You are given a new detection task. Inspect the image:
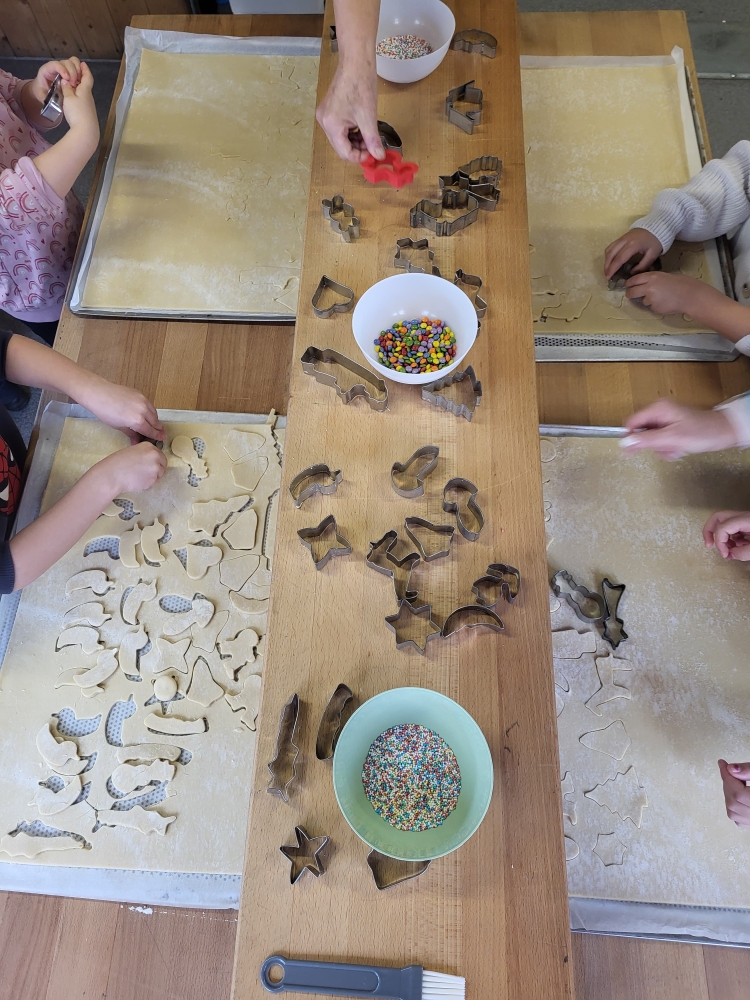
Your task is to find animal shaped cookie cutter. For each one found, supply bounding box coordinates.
[311,276,356,317]
[442,478,485,540]
[451,28,498,57]
[321,196,360,243]
[472,563,521,606]
[445,80,483,134]
[390,445,439,499]
[403,516,455,561]
[453,269,488,317]
[300,346,388,411]
[393,237,441,276]
[442,605,504,638]
[315,683,354,760]
[439,160,501,211]
[298,514,352,570]
[551,569,606,624]
[367,850,431,890]
[410,190,480,237]
[361,149,419,188]
[601,577,628,649]
[40,73,64,126]
[280,826,330,884]
[422,366,483,421]
[289,463,343,508]
[366,530,420,604]
[458,155,503,185]
[267,693,300,802]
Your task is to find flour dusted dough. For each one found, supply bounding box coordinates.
[81,50,318,317]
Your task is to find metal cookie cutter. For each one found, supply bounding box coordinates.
[454,269,487,318]
[385,600,442,654]
[390,445,439,499]
[472,563,521,607]
[301,346,388,411]
[298,514,352,570]
[289,464,343,508]
[410,190,480,238]
[608,254,662,290]
[422,366,483,421]
[451,28,498,57]
[377,120,402,151]
[311,276,355,317]
[40,73,64,127]
[439,167,501,212]
[321,196,360,243]
[367,850,431,890]
[445,80,483,134]
[329,24,338,52]
[366,530,420,604]
[280,826,330,884]
[551,569,606,624]
[315,683,354,760]
[442,478,484,541]
[393,237,441,277]
[442,605,504,639]
[602,578,628,649]
[404,516,454,561]
[267,693,300,802]
[458,155,503,184]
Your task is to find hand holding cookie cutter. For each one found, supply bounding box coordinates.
[321,196,360,242]
[445,80,483,134]
[390,445,439,499]
[301,346,388,411]
[267,693,300,802]
[451,28,498,57]
[442,477,485,540]
[422,366,483,421]
[40,73,64,126]
[362,149,419,188]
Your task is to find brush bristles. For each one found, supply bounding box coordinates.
[422,970,466,999]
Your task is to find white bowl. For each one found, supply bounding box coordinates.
[376,0,455,84]
[352,273,478,385]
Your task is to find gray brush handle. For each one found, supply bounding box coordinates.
[260,955,423,1000]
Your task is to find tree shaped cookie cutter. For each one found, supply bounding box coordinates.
[289,463,343,508]
[551,569,606,624]
[393,237,441,276]
[422,366,483,421]
[410,190,480,237]
[472,563,521,606]
[454,269,488,317]
[315,683,354,760]
[404,516,455,561]
[390,445,439,499]
[445,80,483,134]
[442,477,485,540]
[301,346,388,411]
[298,514,352,570]
[451,28,498,57]
[267,693,300,802]
[311,276,356,317]
[321,196,360,243]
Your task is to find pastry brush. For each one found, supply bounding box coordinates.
[260,955,465,999]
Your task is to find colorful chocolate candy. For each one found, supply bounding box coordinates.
[374,317,457,373]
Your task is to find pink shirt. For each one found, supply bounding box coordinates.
[0,69,83,324]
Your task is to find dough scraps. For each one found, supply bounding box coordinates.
[0,831,83,858]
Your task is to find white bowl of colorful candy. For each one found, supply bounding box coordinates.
[375,0,455,84]
[352,273,479,385]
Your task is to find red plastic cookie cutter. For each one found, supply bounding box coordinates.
[361,149,419,189]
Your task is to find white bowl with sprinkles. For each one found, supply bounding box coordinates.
[376,0,456,84]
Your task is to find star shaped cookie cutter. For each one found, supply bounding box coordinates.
[280,826,330,884]
[421,365,483,421]
[385,600,441,654]
[298,514,352,570]
[361,149,419,188]
[311,276,355,318]
[289,463,343,508]
[453,269,488,317]
[445,80,483,134]
[410,190,480,237]
[390,445,439,499]
[321,195,360,243]
[300,346,388,411]
[393,237,441,276]
[451,28,498,57]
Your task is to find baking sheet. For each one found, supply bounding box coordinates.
[542,425,750,944]
[67,28,320,322]
[524,49,738,362]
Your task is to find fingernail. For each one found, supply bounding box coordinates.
[731,764,741,772]
[619,435,638,448]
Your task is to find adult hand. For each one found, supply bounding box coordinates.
[719,760,750,827]
[703,511,750,559]
[620,399,737,460]
[94,442,167,497]
[79,378,165,445]
[316,62,383,163]
[28,57,83,105]
[604,228,662,280]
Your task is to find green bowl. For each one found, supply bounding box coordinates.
[332,687,494,861]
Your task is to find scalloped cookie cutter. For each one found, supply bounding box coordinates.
[422,365,483,421]
[289,464,343,508]
[301,346,388,411]
[390,445,439,499]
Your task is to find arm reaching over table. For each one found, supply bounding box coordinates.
[619,399,740,460]
[316,0,384,163]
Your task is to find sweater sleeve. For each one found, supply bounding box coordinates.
[0,155,66,227]
[0,544,15,594]
[631,140,750,253]
[716,391,750,448]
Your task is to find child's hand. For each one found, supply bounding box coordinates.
[79,378,165,445]
[604,228,663,280]
[719,760,750,826]
[620,399,737,460]
[624,271,721,318]
[61,62,98,139]
[92,442,167,498]
[28,58,83,105]
[703,511,750,559]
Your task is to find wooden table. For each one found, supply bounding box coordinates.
[2,10,749,1000]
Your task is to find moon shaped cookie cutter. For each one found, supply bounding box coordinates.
[390,445,439,499]
[442,605,505,639]
[551,569,606,624]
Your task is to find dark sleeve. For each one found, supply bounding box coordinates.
[0,329,11,380]
[0,541,15,594]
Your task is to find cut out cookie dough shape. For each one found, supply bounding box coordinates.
[187,657,224,707]
[593,832,627,868]
[226,673,262,730]
[564,836,580,861]
[66,569,114,597]
[30,774,82,816]
[585,766,648,828]
[118,522,141,568]
[232,454,268,492]
[184,543,222,580]
[580,720,631,761]
[222,508,257,550]
[171,435,208,479]
[230,593,269,618]
[219,553,260,591]
[218,628,259,672]
[162,597,214,636]
[110,758,175,795]
[552,628,597,659]
[585,653,632,717]
[188,496,246,536]
[36,723,83,770]
[63,603,111,628]
[56,626,103,655]
[191,609,229,653]
[122,580,157,625]
[141,517,167,565]
[236,558,272,601]
[224,428,265,462]
[153,673,178,701]
[144,712,207,736]
[0,831,83,858]
[561,771,577,826]
[116,743,181,763]
[56,649,119,695]
[143,636,191,675]
[97,805,175,836]
[118,625,149,675]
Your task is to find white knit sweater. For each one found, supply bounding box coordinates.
[633,139,750,307]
